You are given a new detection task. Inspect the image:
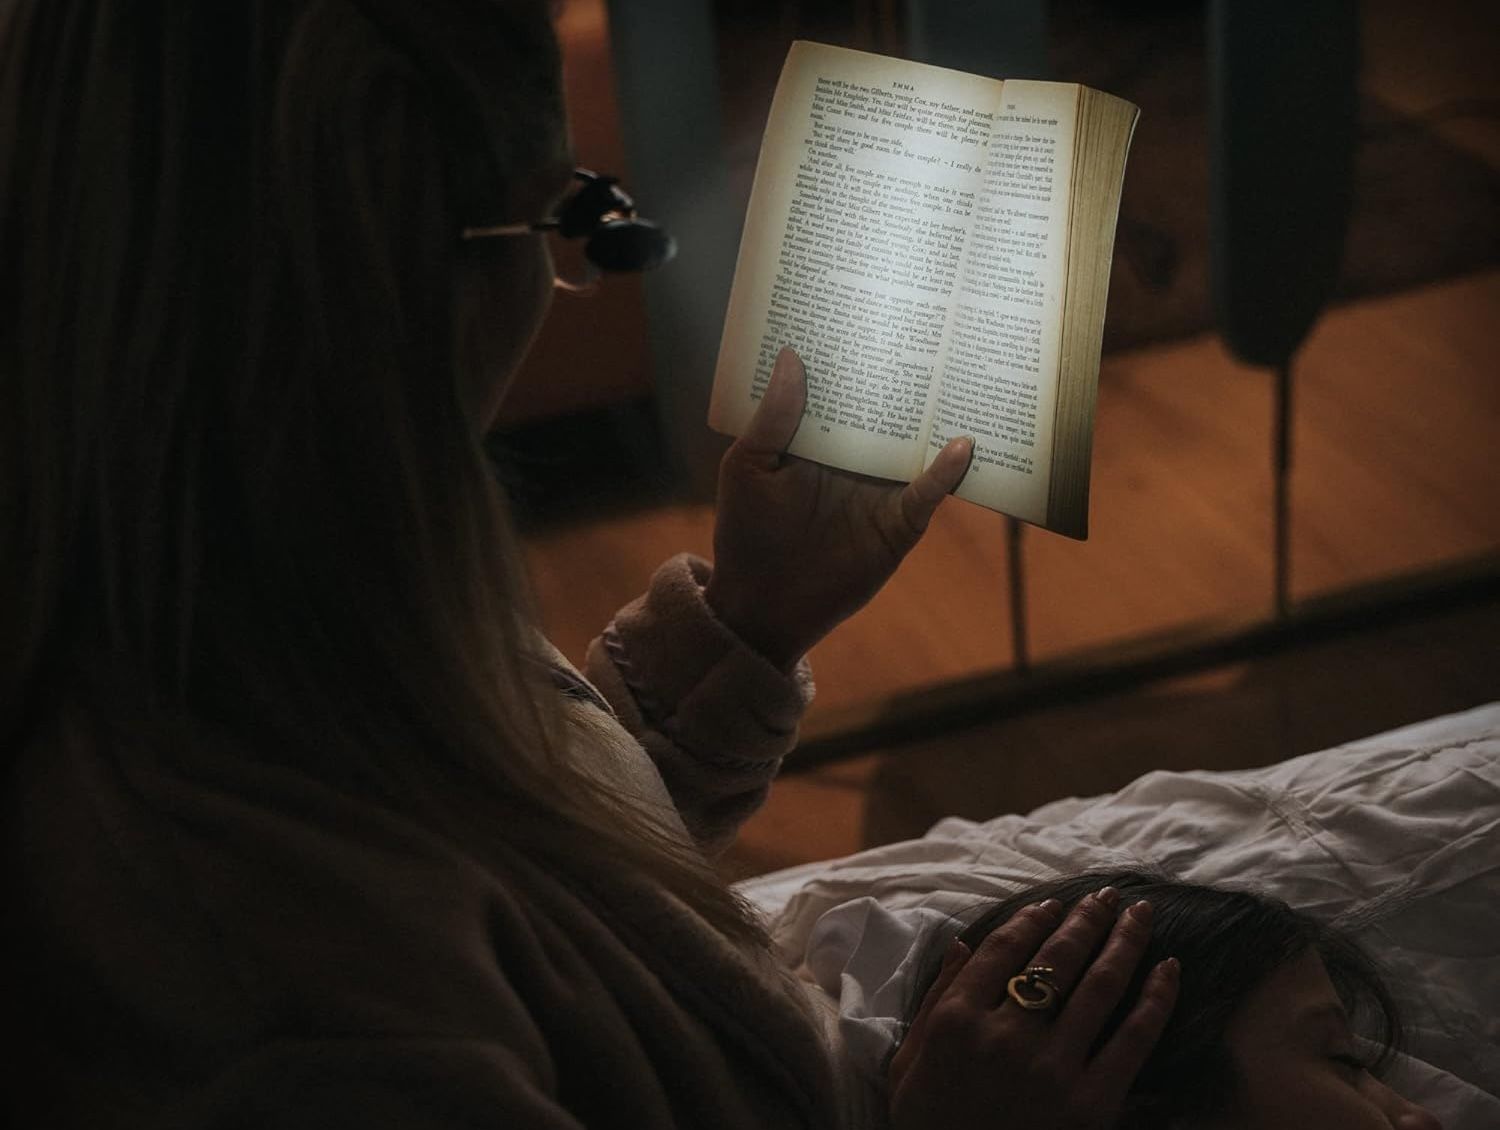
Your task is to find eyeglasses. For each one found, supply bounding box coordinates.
[460,168,677,294]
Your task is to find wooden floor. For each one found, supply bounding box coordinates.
[715,591,1500,878]
[523,270,1500,876]
[525,270,1500,697]
[520,0,1500,877]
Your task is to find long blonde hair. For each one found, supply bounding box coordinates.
[0,0,768,948]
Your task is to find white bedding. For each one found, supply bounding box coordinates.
[738,702,1500,1128]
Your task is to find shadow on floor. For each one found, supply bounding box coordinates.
[852,593,1500,849]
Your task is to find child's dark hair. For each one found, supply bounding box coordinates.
[899,870,1405,1128]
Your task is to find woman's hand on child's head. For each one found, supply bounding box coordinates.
[704,346,973,670]
[885,891,1180,1130]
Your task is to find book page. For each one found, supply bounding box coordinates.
[923,80,1080,525]
[711,42,999,481]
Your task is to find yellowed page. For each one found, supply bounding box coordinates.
[922,80,1080,526]
[710,41,999,481]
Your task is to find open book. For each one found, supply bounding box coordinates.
[709,42,1138,538]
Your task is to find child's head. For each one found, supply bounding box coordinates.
[903,871,1438,1129]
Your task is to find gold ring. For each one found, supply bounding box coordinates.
[1006,964,1060,1012]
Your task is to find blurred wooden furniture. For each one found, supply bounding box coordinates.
[1209,0,1360,614]
[496,0,654,427]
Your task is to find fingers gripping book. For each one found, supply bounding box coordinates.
[709,42,1139,539]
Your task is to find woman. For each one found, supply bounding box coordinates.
[3,2,1171,1126]
[892,872,1444,1129]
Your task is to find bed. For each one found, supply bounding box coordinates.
[737,702,1500,1128]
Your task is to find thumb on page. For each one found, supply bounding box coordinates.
[739,345,807,461]
[901,435,974,534]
